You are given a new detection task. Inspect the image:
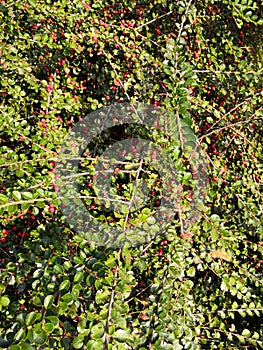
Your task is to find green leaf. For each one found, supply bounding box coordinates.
[186,266,196,277]
[42,322,54,334]
[237,335,245,344]
[74,271,84,283]
[53,264,64,274]
[22,191,33,200]
[12,190,22,201]
[14,328,26,342]
[59,279,70,291]
[0,194,8,204]
[0,296,10,306]
[115,317,127,329]
[16,169,24,177]
[61,337,71,349]
[242,329,251,337]
[59,301,68,313]
[19,343,34,350]
[146,216,156,225]
[44,295,54,309]
[32,329,46,344]
[91,324,105,339]
[8,204,17,214]
[210,214,221,222]
[72,336,84,349]
[64,261,72,270]
[33,269,44,279]
[61,293,73,304]
[10,346,21,350]
[45,316,59,327]
[72,284,81,300]
[25,311,37,326]
[21,202,30,210]
[113,329,130,342]
[95,290,110,304]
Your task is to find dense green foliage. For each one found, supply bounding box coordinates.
[0,0,263,348]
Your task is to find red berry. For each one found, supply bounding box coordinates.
[139,314,149,320]
[53,184,59,191]
[49,204,55,213]
[155,199,161,206]
[45,84,53,92]
[158,248,163,256]
[131,146,137,154]
[2,229,9,236]
[160,239,167,246]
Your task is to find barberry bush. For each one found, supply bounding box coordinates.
[0,0,263,349]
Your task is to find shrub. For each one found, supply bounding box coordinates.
[0,0,262,349]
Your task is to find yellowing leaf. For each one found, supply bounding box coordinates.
[210,250,231,262]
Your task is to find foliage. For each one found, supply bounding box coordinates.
[0,0,263,349]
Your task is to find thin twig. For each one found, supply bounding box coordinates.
[136,11,172,30]
[176,0,193,44]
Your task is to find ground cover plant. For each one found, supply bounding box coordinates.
[0,0,263,349]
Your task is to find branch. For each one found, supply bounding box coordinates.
[105,247,122,350]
